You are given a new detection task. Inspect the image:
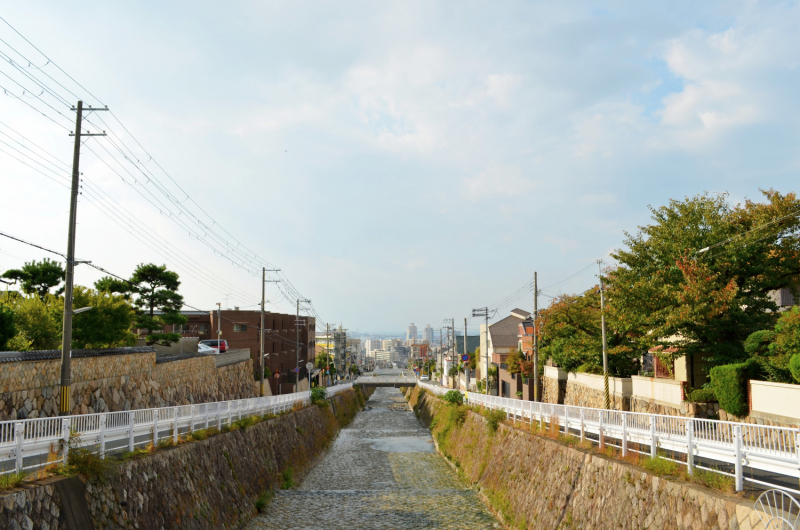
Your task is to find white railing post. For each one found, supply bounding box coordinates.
[621,414,627,457]
[61,418,71,466]
[734,425,743,491]
[580,409,585,442]
[599,411,605,449]
[14,422,24,473]
[649,416,657,459]
[564,407,569,436]
[99,414,107,459]
[152,409,159,447]
[190,405,195,433]
[686,419,694,475]
[539,402,543,431]
[128,412,135,452]
[173,408,179,444]
[204,403,209,430]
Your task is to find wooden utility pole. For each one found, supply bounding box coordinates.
[60,101,106,416]
[599,260,610,409]
[533,272,539,402]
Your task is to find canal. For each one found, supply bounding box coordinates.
[247,386,500,529]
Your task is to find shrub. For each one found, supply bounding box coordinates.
[485,409,506,434]
[710,359,761,417]
[255,490,274,513]
[576,363,603,375]
[0,472,26,490]
[68,447,118,483]
[443,390,464,406]
[311,387,328,406]
[447,366,458,378]
[686,387,717,403]
[790,354,800,384]
[280,467,295,489]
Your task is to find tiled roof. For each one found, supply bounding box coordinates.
[0,346,156,364]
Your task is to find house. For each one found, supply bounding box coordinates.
[477,308,531,387]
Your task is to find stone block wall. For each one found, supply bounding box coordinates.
[0,477,64,530]
[411,386,769,530]
[564,379,630,411]
[631,396,721,419]
[542,375,566,405]
[0,351,259,420]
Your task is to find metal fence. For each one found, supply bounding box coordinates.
[418,382,800,494]
[0,382,354,475]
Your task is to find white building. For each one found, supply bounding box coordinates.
[363,338,381,356]
[406,323,418,343]
[423,325,433,344]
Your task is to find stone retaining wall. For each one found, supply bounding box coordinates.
[0,351,259,420]
[542,375,565,405]
[631,396,721,419]
[0,387,373,530]
[564,379,630,411]
[410,386,768,530]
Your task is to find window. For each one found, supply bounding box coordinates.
[197,324,209,334]
[233,323,247,332]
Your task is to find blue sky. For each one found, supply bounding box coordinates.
[1,1,799,335]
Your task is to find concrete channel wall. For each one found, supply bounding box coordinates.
[407,386,771,530]
[0,387,373,530]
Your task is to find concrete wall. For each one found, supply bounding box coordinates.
[0,349,258,420]
[749,380,800,425]
[410,386,770,530]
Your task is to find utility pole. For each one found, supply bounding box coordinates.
[295,298,310,393]
[60,101,107,416]
[472,307,490,394]
[599,260,610,410]
[259,273,280,397]
[326,323,330,386]
[217,302,222,348]
[464,317,468,389]
[533,272,540,402]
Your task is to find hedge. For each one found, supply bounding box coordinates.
[790,354,800,384]
[686,387,716,403]
[709,359,761,417]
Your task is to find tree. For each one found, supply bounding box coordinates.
[608,190,800,370]
[70,286,136,349]
[539,287,640,377]
[129,264,187,346]
[2,258,64,300]
[506,347,525,374]
[743,307,800,383]
[0,304,15,350]
[7,295,61,350]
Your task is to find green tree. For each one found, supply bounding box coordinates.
[129,264,187,346]
[7,295,61,350]
[539,287,640,377]
[506,347,525,374]
[0,304,15,350]
[70,286,136,349]
[608,190,800,370]
[743,307,800,383]
[2,258,64,300]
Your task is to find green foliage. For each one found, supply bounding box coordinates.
[280,467,295,489]
[485,409,506,434]
[790,355,800,383]
[255,490,274,513]
[6,294,61,351]
[129,263,187,346]
[710,359,762,416]
[2,258,64,299]
[0,304,15,350]
[68,447,118,483]
[576,362,603,375]
[539,287,640,377]
[0,471,26,490]
[311,386,328,406]
[608,190,800,370]
[443,390,464,406]
[232,416,260,430]
[447,366,458,378]
[642,456,681,477]
[506,348,525,374]
[71,286,136,349]
[686,387,717,403]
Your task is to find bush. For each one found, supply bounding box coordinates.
[790,354,800,383]
[447,366,458,378]
[485,409,506,434]
[710,359,761,417]
[576,363,603,375]
[443,390,464,406]
[311,387,328,405]
[686,387,716,403]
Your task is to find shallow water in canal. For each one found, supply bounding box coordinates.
[246,387,500,530]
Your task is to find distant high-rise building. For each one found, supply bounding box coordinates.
[407,323,418,343]
[423,325,433,344]
[364,338,381,356]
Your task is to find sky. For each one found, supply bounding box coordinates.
[0,1,799,336]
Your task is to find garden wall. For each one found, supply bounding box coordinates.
[0,347,258,420]
[0,387,373,530]
[408,386,769,530]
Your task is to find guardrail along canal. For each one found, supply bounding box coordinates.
[247,387,500,529]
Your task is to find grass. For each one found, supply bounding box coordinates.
[295,426,305,435]
[68,447,119,483]
[642,455,682,477]
[0,472,26,490]
[484,409,506,435]
[255,490,274,513]
[280,467,295,489]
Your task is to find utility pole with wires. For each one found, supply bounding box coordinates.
[472,307,490,394]
[598,260,610,410]
[260,270,280,397]
[60,101,107,416]
[295,298,310,392]
[533,272,540,402]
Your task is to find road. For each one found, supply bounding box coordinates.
[246,387,499,529]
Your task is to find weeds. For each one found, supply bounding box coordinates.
[0,472,26,490]
[280,467,295,489]
[255,490,274,512]
[485,409,506,434]
[68,447,118,483]
[296,426,305,435]
[642,455,681,477]
[686,468,735,494]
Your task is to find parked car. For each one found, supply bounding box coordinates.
[199,339,228,353]
[420,375,429,381]
[197,343,218,355]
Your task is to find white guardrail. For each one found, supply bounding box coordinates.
[418,382,800,494]
[0,382,354,475]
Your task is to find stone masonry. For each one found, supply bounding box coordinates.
[0,349,258,420]
[563,379,630,411]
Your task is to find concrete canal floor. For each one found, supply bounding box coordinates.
[247,387,500,530]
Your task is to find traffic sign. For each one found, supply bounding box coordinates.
[293,368,299,373]
[462,354,469,361]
